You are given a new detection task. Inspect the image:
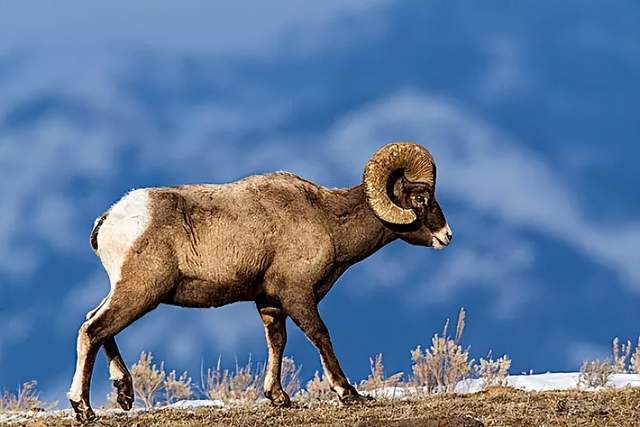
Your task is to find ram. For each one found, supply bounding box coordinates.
[68,142,453,421]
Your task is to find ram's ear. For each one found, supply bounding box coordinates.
[387,173,411,209]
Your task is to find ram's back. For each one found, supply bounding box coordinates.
[149,172,335,286]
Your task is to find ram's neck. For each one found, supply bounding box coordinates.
[322,184,396,265]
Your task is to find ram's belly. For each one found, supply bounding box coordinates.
[167,277,259,308]
[172,233,269,307]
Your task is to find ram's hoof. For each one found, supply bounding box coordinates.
[340,392,373,405]
[272,395,292,408]
[69,399,97,424]
[266,389,292,408]
[113,378,134,411]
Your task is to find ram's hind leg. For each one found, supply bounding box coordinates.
[104,337,134,410]
[68,261,177,422]
[81,296,134,411]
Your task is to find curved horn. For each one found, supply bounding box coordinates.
[363,142,435,224]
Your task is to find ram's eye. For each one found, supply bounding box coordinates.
[415,194,425,204]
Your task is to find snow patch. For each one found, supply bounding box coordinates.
[456,372,640,393]
[167,399,224,409]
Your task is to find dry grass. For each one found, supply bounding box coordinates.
[280,356,302,397]
[131,351,166,408]
[410,308,473,393]
[13,387,640,427]
[579,360,613,388]
[474,353,511,389]
[203,356,265,402]
[577,336,640,389]
[300,371,333,403]
[359,353,404,397]
[613,336,640,374]
[164,370,193,404]
[0,381,54,413]
[632,338,640,375]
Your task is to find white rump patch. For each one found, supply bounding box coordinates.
[96,189,151,286]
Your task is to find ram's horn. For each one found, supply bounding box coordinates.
[363,142,435,224]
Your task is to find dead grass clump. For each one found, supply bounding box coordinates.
[578,336,640,388]
[631,337,640,374]
[164,370,193,404]
[131,351,166,408]
[359,354,404,396]
[301,371,333,402]
[613,336,640,374]
[579,359,613,388]
[129,352,193,408]
[613,337,633,373]
[204,356,265,403]
[474,352,511,388]
[104,389,120,409]
[281,356,302,397]
[0,380,55,412]
[411,308,471,393]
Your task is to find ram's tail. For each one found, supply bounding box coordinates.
[90,213,109,252]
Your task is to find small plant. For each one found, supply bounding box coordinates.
[302,371,333,402]
[359,353,404,395]
[579,359,613,388]
[612,337,633,373]
[475,352,511,388]
[281,356,302,397]
[410,308,472,393]
[163,370,192,404]
[630,337,640,374]
[0,380,55,412]
[204,356,265,403]
[131,351,166,408]
[104,389,120,410]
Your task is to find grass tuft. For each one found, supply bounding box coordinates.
[0,380,56,412]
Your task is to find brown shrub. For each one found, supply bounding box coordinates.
[475,353,511,389]
[301,371,333,402]
[131,351,166,408]
[164,370,193,404]
[411,308,472,393]
[281,356,302,397]
[579,359,613,388]
[359,353,404,396]
[204,356,265,403]
[0,380,55,412]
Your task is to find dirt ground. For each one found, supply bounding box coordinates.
[9,387,640,427]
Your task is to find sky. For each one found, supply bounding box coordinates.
[1,0,639,405]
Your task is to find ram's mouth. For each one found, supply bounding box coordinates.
[431,224,452,250]
[434,236,447,246]
[432,235,447,249]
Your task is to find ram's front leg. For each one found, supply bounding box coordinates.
[257,304,291,407]
[284,294,367,403]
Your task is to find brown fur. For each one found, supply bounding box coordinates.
[69,170,451,422]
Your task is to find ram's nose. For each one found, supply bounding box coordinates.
[432,224,453,249]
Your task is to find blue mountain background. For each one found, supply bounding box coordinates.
[1,1,639,404]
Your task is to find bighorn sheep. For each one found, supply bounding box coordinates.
[68,142,452,421]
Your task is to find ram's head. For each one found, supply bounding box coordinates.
[364,142,452,249]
